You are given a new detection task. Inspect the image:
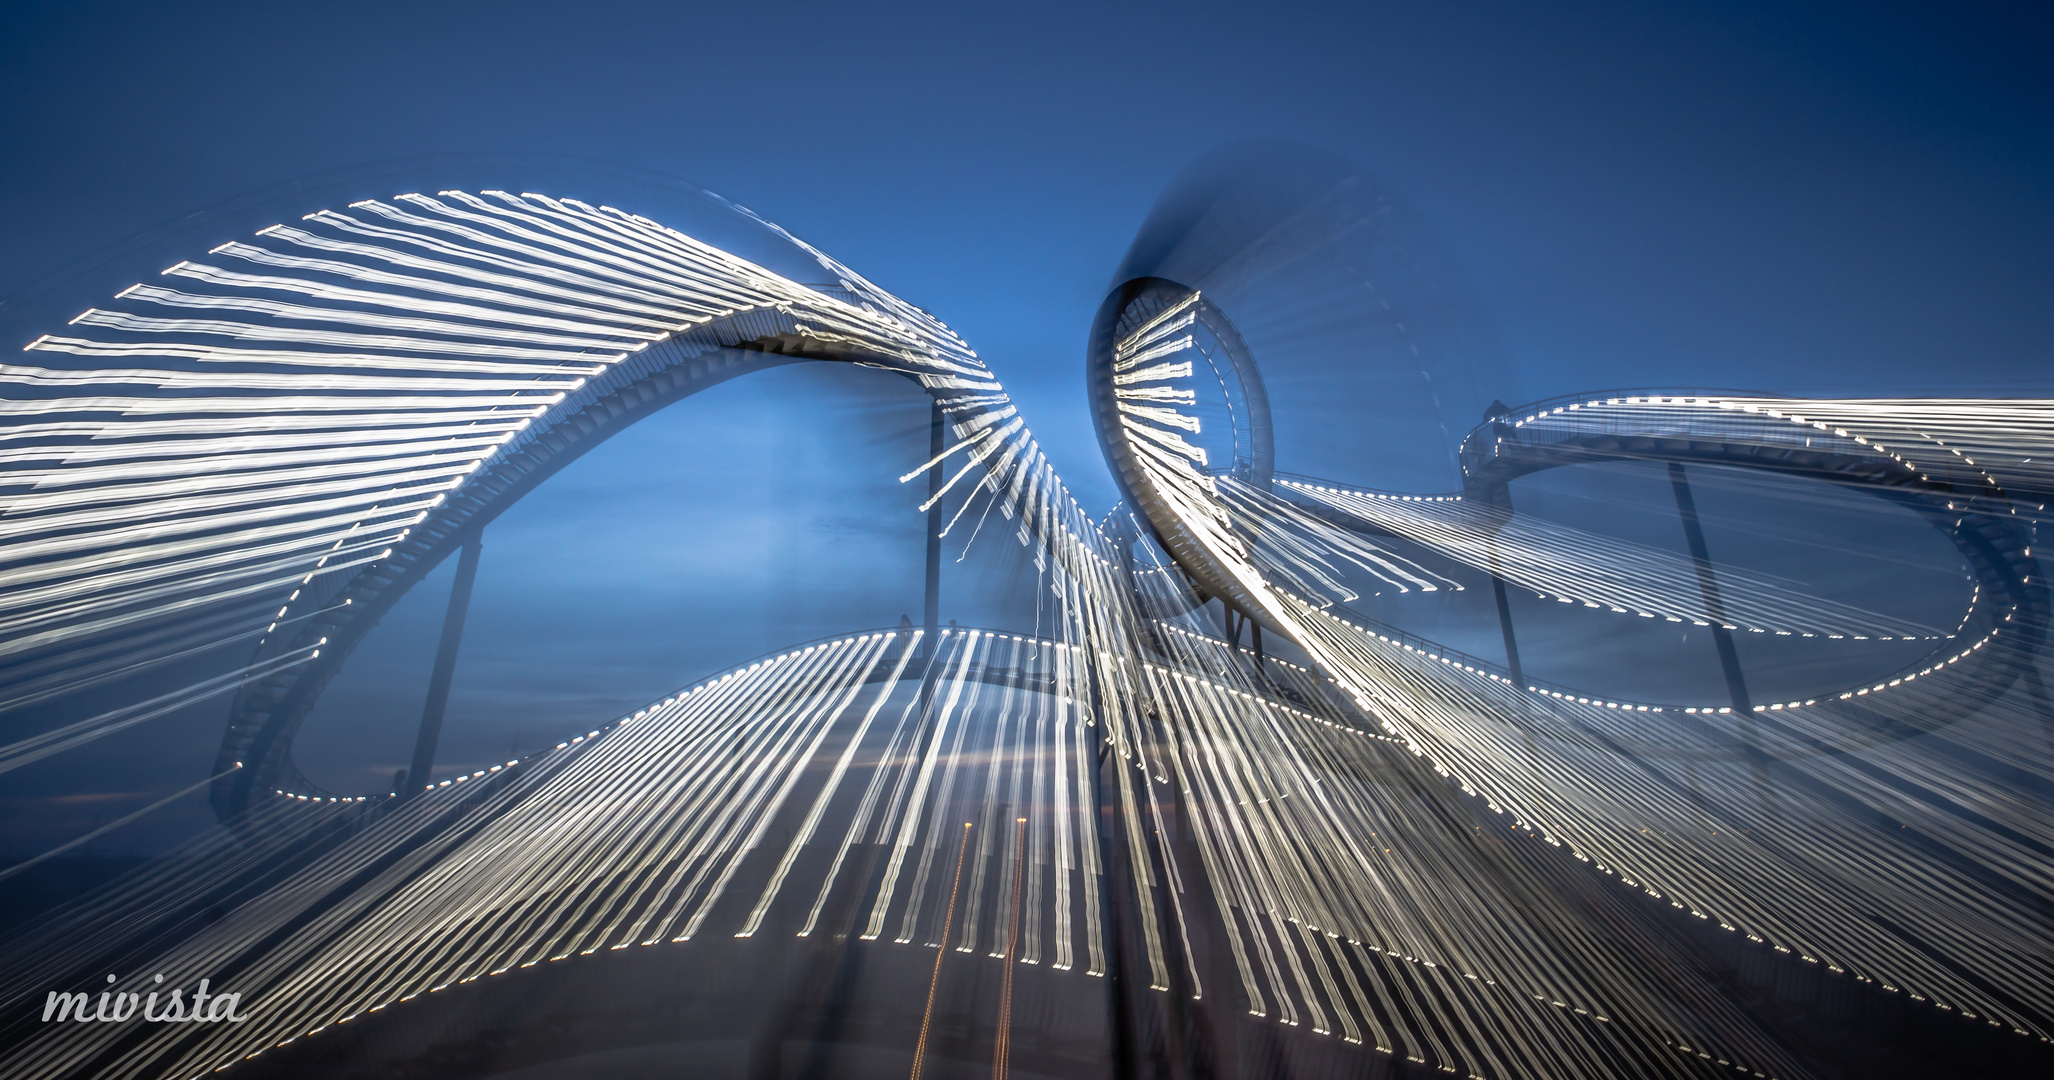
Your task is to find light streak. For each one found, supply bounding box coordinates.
[911,822,972,1080]
[0,645,318,775]
[993,816,1026,1080]
[0,763,243,886]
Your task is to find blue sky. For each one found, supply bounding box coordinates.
[1,0,2049,855]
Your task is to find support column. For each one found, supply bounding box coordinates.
[1481,493,1525,688]
[1473,488,1524,686]
[1491,573,1525,688]
[1478,482,1544,791]
[1091,713,1139,1080]
[1479,403,1526,687]
[923,400,943,662]
[403,534,482,799]
[1668,464,1753,713]
[1669,463,1774,815]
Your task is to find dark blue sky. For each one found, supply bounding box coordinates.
[2,0,2050,855]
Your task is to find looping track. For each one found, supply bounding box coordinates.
[4,197,2054,1080]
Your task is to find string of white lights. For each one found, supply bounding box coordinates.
[0,629,1140,1080]
[1271,479,1951,639]
[1134,612,1805,1080]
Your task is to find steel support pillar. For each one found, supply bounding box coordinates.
[1479,404,1527,687]
[403,535,482,799]
[1491,573,1525,688]
[923,400,943,662]
[1477,482,1545,788]
[1481,490,1526,688]
[1669,463,1774,814]
[1221,604,1242,650]
[1669,464,1752,712]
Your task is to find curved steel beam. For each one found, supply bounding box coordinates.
[1086,277,1279,631]
[213,321,977,819]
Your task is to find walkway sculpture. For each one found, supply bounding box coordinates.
[0,173,2050,1080]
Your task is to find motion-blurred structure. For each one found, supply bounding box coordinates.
[1,155,2051,1080]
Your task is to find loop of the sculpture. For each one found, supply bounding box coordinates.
[1443,401,2047,745]
[211,323,965,822]
[1084,271,2044,749]
[1085,276,1278,628]
[1267,399,2044,755]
